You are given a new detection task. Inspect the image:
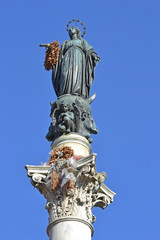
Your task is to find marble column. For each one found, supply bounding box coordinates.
[26,133,115,240]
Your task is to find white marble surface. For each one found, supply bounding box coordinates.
[48,220,92,240]
[25,133,116,240]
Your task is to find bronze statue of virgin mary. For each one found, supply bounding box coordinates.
[52,26,100,99]
[40,22,100,142]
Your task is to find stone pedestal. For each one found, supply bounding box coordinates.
[51,133,91,157]
[26,134,115,240]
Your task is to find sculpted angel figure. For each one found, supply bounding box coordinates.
[58,103,74,133]
[52,26,100,99]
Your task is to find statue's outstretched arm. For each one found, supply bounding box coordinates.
[39,43,51,48]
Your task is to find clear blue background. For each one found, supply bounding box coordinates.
[0,0,160,239]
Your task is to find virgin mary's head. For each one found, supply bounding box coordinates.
[69,26,81,39]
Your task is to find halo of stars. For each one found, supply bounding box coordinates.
[66,19,86,37]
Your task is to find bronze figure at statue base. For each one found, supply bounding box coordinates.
[46,94,98,143]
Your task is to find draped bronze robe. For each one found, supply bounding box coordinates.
[52,38,98,99]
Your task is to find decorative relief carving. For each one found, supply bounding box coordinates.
[46,95,98,143]
[26,151,115,225]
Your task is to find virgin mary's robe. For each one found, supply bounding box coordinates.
[52,38,98,99]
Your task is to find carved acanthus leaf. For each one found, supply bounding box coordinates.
[26,154,116,224]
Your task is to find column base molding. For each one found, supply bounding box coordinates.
[47,217,94,236]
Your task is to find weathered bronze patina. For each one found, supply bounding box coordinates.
[40,24,100,143]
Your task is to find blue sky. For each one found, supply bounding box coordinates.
[0,0,160,239]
